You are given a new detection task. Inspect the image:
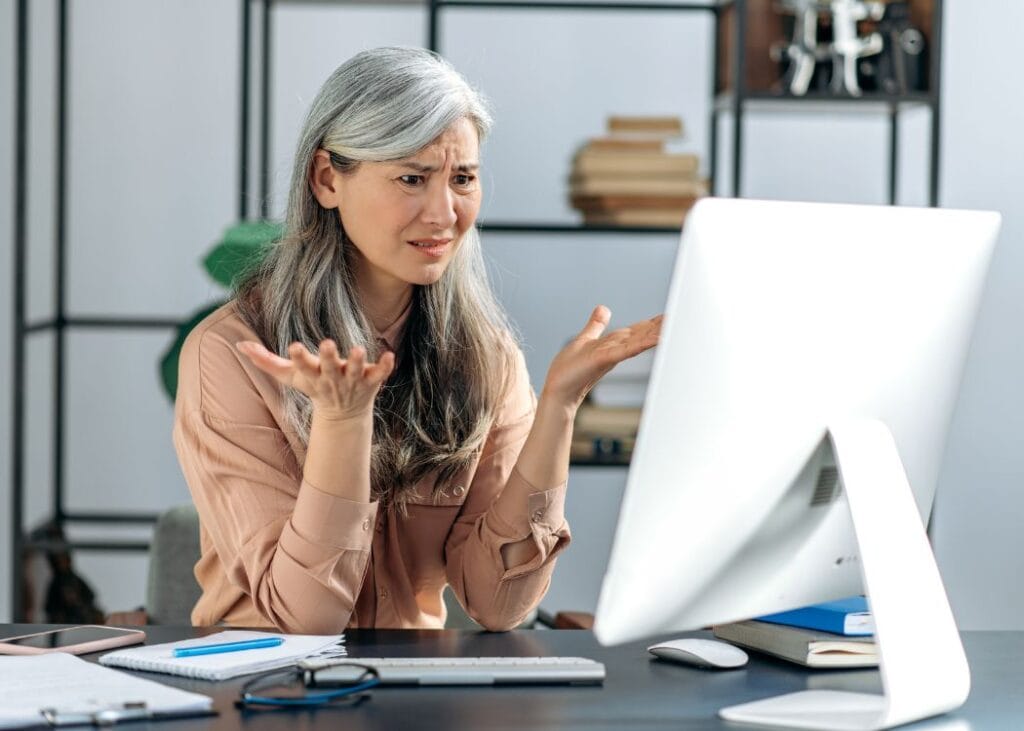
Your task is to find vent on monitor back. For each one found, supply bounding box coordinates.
[810,466,841,506]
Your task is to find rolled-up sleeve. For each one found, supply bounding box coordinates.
[443,349,571,631]
[173,316,375,634]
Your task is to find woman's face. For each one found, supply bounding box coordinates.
[331,117,482,295]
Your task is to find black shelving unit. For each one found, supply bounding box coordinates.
[8,0,256,622]
[9,0,943,619]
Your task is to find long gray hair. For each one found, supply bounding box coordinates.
[236,47,516,506]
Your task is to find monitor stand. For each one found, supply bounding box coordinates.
[719,420,970,731]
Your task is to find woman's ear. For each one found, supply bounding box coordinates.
[309,149,342,209]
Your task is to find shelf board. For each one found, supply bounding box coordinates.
[715,90,936,114]
[479,222,682,234]
[570,457,631,467]
[437,1,723,12]
[22,539,151,553]
[62,512,160,524]
[25,316,184,333]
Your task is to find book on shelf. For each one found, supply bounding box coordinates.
[608,115,684,136]
[568,115,703,227]
[574,403,642,437]
[757,596,874,636]
[569,176,709,197]
[573,150,700,176]
[582,208,687,227]
[586,137,666,153]
[571,194,700,212]
[712,620,878,669]
[570,435,634,463]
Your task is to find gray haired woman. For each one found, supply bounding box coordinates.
[173,46,661,633]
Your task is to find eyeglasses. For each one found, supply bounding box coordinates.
[236,662,380,710]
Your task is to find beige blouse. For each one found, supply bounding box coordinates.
[172,301,571,633]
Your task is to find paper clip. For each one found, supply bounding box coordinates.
[39,701,215,727]
[41,701,152,727]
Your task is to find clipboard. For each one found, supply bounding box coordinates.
[0,653,215,730]
[39,703,217,728]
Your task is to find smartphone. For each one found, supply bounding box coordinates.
[0,625,146,655]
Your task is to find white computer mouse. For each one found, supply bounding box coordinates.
[647,638,749,669]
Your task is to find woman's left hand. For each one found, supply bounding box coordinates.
[542,305,662,411]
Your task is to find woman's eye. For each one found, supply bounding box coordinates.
[399,175,424,186]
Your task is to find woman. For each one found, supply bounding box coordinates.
[174,47,661,633]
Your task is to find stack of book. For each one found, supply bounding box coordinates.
[570,400,642,464]
[712,597,878,669]
[569,116,707,228]
[570,351,652,463]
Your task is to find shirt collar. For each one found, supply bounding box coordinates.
[373,298,413,352]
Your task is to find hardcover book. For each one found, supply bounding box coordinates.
[757,596,874,636]
[712,620,878,669]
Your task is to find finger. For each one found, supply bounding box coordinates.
[644,315,663,346]
[599,318,661,362]
[236,341,296,383]
[345,345,367,381]
[319,339,342,378]
[370,350,396,383]
[622,314,663,347]
[289,342,321,378]
[578,305,611,341]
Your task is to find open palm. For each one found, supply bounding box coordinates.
[236,339,395,421]
[544,305,662,409]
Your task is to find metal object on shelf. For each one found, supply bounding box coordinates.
[859,1,926,95]
[829,0,885,97]
[773,0,831,96]
[773,0,887,97]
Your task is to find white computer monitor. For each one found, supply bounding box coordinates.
[593,198,1000,731]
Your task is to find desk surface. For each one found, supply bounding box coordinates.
[5,625,1022,730]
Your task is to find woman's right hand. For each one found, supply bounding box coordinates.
[236,339,395,422]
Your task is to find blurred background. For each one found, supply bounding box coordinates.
[0,0,1021,628]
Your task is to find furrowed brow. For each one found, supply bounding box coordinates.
[394,161,479,173]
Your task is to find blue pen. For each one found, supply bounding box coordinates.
[173,637,284,658]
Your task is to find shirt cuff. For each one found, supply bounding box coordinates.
[289,480,378,551]
[488,467,568,540]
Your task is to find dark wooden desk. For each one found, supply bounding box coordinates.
[5,625,1022,730]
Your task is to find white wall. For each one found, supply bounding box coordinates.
[0,0,1021,629]
[0,0,14,622]
[929,1,1024,630]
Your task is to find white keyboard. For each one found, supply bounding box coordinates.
[300,656,606,686]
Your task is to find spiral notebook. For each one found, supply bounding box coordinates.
[99,630,345,681]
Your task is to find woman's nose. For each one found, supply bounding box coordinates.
[421,181,458,229]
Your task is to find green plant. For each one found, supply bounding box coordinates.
[158,221,282,400]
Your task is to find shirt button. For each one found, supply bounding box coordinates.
[361,518,371,532]
[453,485,465,497]
[532,509,545,523]
[379,588,388,599]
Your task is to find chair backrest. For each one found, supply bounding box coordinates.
[146,504,203,625]
[442,585,484,630]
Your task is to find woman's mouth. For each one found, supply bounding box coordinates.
[407,238,452,257]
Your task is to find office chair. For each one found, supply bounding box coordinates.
[145,504,204,625]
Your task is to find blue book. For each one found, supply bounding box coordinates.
[756,596,874,636]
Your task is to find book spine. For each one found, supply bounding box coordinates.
[713,622,807,664]
[758,607,872,636]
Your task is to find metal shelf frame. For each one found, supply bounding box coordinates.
[8,0,943,620]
